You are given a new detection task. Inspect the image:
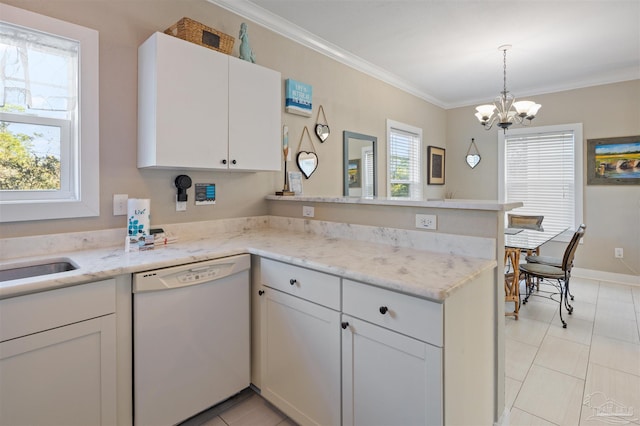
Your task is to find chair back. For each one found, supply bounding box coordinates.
[561,224,586,272]
[508,214,544,231]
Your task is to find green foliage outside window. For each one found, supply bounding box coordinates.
[0,107,60,190]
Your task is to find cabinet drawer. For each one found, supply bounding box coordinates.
[260,258,340,310]
[342,279,442,346]
[0,279,116,342]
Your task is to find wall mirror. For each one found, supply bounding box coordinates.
[343,131,377,197]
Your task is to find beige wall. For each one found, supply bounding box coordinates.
[2,1,638,279]
[446,80,640,276]
[0,0,444,238]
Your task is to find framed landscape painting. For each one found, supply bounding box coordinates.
[587,135,640,185]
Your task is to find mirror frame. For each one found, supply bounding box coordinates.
[343,131,377,197]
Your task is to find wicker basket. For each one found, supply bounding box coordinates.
[164,17,234,55]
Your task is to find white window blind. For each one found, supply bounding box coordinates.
[505,130,576,231]
[387,121,422,198]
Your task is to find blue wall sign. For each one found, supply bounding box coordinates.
[285,79,312,117]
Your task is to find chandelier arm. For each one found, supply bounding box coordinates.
[483,115,498,130]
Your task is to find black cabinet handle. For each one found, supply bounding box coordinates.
[231,159,237,165]
[221,159,227,165]
[289,279,297,285]
[341,322,349,329]
[379,306,389,315]
[258,290,265,296]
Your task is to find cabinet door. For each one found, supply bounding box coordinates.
[138,32,229,169]
[342,315,443,426]
[228,56,281,171]
[261,288,341,426]
[0,315,116,426]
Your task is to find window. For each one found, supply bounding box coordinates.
[499,123,583,239]
[387,120,422,198]
[361,145,375,197]
[0,4,98,222]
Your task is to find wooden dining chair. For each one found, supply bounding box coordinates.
[508,214,544,231]
[519,224,586,328]
[507,214,545,295]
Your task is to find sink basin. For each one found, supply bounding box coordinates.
[0,258,78,282]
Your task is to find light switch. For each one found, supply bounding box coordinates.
[113,194,128,216]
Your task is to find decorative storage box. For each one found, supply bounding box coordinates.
[164,17,234,54]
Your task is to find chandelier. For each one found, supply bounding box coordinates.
[475,45,541,131]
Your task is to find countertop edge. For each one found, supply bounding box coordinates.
[266,195,523,212]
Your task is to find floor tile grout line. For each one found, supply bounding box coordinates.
[578,281,600,425]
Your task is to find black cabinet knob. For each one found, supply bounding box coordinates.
[341,321,349,329]
[258,290,265,296]
[221,159,227,165]
[379,306,389,315]
[231,159,237,165]
[289,279,297,285]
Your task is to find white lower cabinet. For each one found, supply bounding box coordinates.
[0,280,117,426]
[261,289,341,426]
[259,258,341,426]
[341,278,443,426]
[255,258,495,426]
[341,315,442,426]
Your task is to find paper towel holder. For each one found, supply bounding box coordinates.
[175,174,192,202]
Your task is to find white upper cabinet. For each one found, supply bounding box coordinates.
[228,56,281,171]
[138,32,281,171]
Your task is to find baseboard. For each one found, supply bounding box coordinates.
[494,406,511,426]
[573,267,640,286]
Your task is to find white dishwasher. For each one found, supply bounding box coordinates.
[133,254,250,426]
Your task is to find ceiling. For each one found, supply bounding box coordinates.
[209,0,640,109]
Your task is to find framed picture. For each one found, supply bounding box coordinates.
[348,159,361,188]
[427,146,445,185]
[284,79,313,117]
[587,135,640,185]
[288,171,303,195]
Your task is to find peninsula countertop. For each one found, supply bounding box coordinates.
[0,227,496,302]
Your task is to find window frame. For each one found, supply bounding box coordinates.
[0,3,99,222]
[386,119,423,199]
[498,123,584,242]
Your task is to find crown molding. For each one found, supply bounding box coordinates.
[207,0,447,108]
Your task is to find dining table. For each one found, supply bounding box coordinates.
[504,226,569,319]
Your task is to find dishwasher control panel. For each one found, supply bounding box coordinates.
[132,254,250,293]
[177,267,220,283]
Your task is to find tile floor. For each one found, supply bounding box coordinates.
[180,387,295,426]
[505,276,640,426]
[182,276,639,426]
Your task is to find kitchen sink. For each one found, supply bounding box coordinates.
[0,258,78,282]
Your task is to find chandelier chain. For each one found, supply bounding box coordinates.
[503,49,508,94]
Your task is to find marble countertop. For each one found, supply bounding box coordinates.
[266,195,523,211]
[0,227,496,302]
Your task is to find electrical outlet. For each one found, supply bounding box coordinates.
[176,196,187,212]
[302,205,315,218]
[113,194,128,216]
[415,214,437,230]
[614,247,624,258]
